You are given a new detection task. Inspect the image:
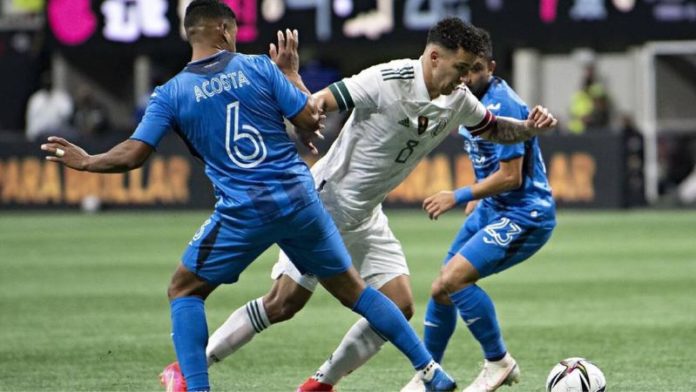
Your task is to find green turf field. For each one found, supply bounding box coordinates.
[1,210,695,391]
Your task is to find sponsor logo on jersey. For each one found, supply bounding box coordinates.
[398,118,410,128]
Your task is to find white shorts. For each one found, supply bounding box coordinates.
[271,204,409,291]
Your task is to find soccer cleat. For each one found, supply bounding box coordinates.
[296,377,336,392]
[160,362,187,392]
[462,353,520,392]
[424,366,457,392]
[400,371,424,392]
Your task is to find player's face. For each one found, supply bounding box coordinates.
[464,58,494,97]
[432,47,477,96]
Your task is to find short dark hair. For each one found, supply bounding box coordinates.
[184,0,236,29]
[426,17,487,57]
[477,27,493,60]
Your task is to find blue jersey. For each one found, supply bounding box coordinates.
[131,51,317,225]
[459,77,555,227]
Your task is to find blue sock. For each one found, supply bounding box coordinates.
[352,287,432,370]
[449,285,507,361]
[423,298,458,363]
[170,297,209,391]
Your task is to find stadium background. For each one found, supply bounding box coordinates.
[1,1,695,391]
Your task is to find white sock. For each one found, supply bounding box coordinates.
[206,297,270,367]
[313,318,387,385]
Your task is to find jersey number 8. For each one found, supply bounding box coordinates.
[226,101,267,168]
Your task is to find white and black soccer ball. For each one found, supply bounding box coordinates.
[546,357,606,392]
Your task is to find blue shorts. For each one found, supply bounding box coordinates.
[444,205,554,278]
[181,201,352,285]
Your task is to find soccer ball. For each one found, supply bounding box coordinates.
[546,357,606,392]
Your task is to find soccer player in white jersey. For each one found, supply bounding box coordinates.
[199,18,557,391]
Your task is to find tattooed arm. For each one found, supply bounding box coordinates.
[480,105,557,144]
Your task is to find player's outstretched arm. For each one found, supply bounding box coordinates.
[481,105,557,144]
[423,157,523,220]
[41,136,153,173]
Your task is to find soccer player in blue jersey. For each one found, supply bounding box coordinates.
[401,29,556,392]
[40,1,460,391]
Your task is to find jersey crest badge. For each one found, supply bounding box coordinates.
[432,121,447,137]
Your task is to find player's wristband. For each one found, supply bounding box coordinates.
[453,186,474,206]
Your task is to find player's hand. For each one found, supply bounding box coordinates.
[269,28,300,75]
[423,191,456,220]
[464,199,479,215]
[525,105,558,130]
[41,136,90,170]
[297,126,325,155]
[296,94,326,155]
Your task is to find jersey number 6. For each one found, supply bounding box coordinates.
[226,101,267,168]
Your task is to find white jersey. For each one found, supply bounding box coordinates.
[312,58,494,225]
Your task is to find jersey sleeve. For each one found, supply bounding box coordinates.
[259,56,308,119]
[130,86,175,148]
[328,64,382,111]
[495,98,529,161]
[457,87,496,136]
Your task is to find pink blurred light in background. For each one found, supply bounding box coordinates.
[48,0,98,45]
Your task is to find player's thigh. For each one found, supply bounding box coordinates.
[458,217,553,278]
[181,214,273,285]
[277,201,352,279]
[344,209,410,283]
[490,224,553,275]
[442,209,488,266]
[271,249,320,292]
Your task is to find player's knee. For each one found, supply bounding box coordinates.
[166,283,178,300]
[166,276,190,300]
[430,279,449,303]
[439,271,467,295]
[399,302,415,320]
[334,293,357,310]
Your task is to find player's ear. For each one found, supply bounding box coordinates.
[489,60,497,74]
[429,48,440,66]
[220,21,236,51]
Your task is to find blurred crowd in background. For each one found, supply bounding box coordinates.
[2,0,696,207]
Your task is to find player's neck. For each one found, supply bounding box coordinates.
[420,57,440,101]
[190,43,230,62]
